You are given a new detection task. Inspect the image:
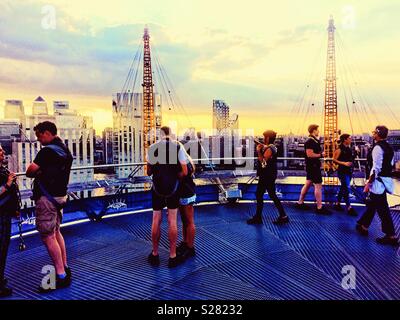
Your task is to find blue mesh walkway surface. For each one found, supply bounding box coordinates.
[4,202,400,300]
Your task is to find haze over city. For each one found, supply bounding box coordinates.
[0,0,399,134]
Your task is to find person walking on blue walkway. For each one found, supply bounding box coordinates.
[333,134,357,216]
[296,124,331,215]
[147,126,189,268]
[26,121,73,291]
[356,126,399,246]
[0,145,20,298]
[247,130,289,225]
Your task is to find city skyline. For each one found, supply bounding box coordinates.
[0,0,399,135]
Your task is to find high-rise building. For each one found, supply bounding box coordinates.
[112,92,162,178]
[7,99,95,193]
[0,120,22,156]
[4,100,26,132]
[229,113,239,130]
[53,101,71,115]
[102,127,114,165]
[388,130,400,166]
[112,92,143,178]
[32,96,48,115]
[212,100,230,134]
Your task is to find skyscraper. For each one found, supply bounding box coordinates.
[4,100,26,133]
[112,92,161,178]
[212,100,230,134]
[32,96,48,115]
[8,99,95,196]
[102,127,114,165]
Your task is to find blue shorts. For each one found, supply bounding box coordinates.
[179,194,196,206]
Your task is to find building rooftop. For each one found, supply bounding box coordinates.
[5,202,400,300]
[34,96,45,102]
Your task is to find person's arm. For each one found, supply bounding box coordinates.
[0,172,16,196]
[26,162,41,178]
[369,146,383,183]
[178,146,188,178]
[306,149,322,158]
[262,148,273,162]
[364,146,383,192]
[256,144,265,162]
[146,163,152,176]
[26,148,48,178]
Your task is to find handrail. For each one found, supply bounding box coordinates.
[13,157,368,176]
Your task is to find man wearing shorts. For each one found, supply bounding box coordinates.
[147,127,188,268]
[296,124,331,215]
[26,121,73,291]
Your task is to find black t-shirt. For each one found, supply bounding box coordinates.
[178,161,196,198]
[304,136,322,169]
[33,137,73,198]
[337,144,354,175]
[148,139,184,197]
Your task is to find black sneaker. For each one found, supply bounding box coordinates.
[177,242,187,256]
[147,252,160,267]
[316,207,332,215]
[347,207,358,217]
[334,203,344,211]
[295,203,310,210]
[38,275,71,293]
[182,246,196,260]
[376,236,399,246]
[355,224,369,236]
[0,279,12,298]
[273,216,289,225]
[65,266,72,280]
[247,216,262,225]
[168,255,184,268]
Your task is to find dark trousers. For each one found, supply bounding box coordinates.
[0,213,12,284]
[337,172,351,207]
[255,175,286,218]
[357,192,395,236]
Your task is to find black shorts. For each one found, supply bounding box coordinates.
[152,190,180,211]
[306,166,323,184]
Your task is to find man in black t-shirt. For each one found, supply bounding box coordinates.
[146,126,188,268]
[26,121,73,292]
[296,124,331,215]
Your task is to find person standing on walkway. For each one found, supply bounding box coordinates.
[26,121,73,291]
[0,145,19,298]
[296,124,331,215]
[356,126,399,246]
[177,145,197,260]
[247,130,289,225]
[147,126,188,268]
[333,134,357,216]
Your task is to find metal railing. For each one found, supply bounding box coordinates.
[13,156,369,176]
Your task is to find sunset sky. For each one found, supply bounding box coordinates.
[0,0,399,135]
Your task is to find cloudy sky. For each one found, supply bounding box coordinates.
[0,0,399,135]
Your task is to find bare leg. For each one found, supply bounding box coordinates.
[298,180,313,204]
[314,183,323,209]
[179,206,188,243]
[55,230,67,267]
[151,211,162,256]
[41,234,65,275]
[182,205,196,249]
[167,209,178,258]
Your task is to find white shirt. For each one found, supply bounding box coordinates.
[369,144,394,195]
